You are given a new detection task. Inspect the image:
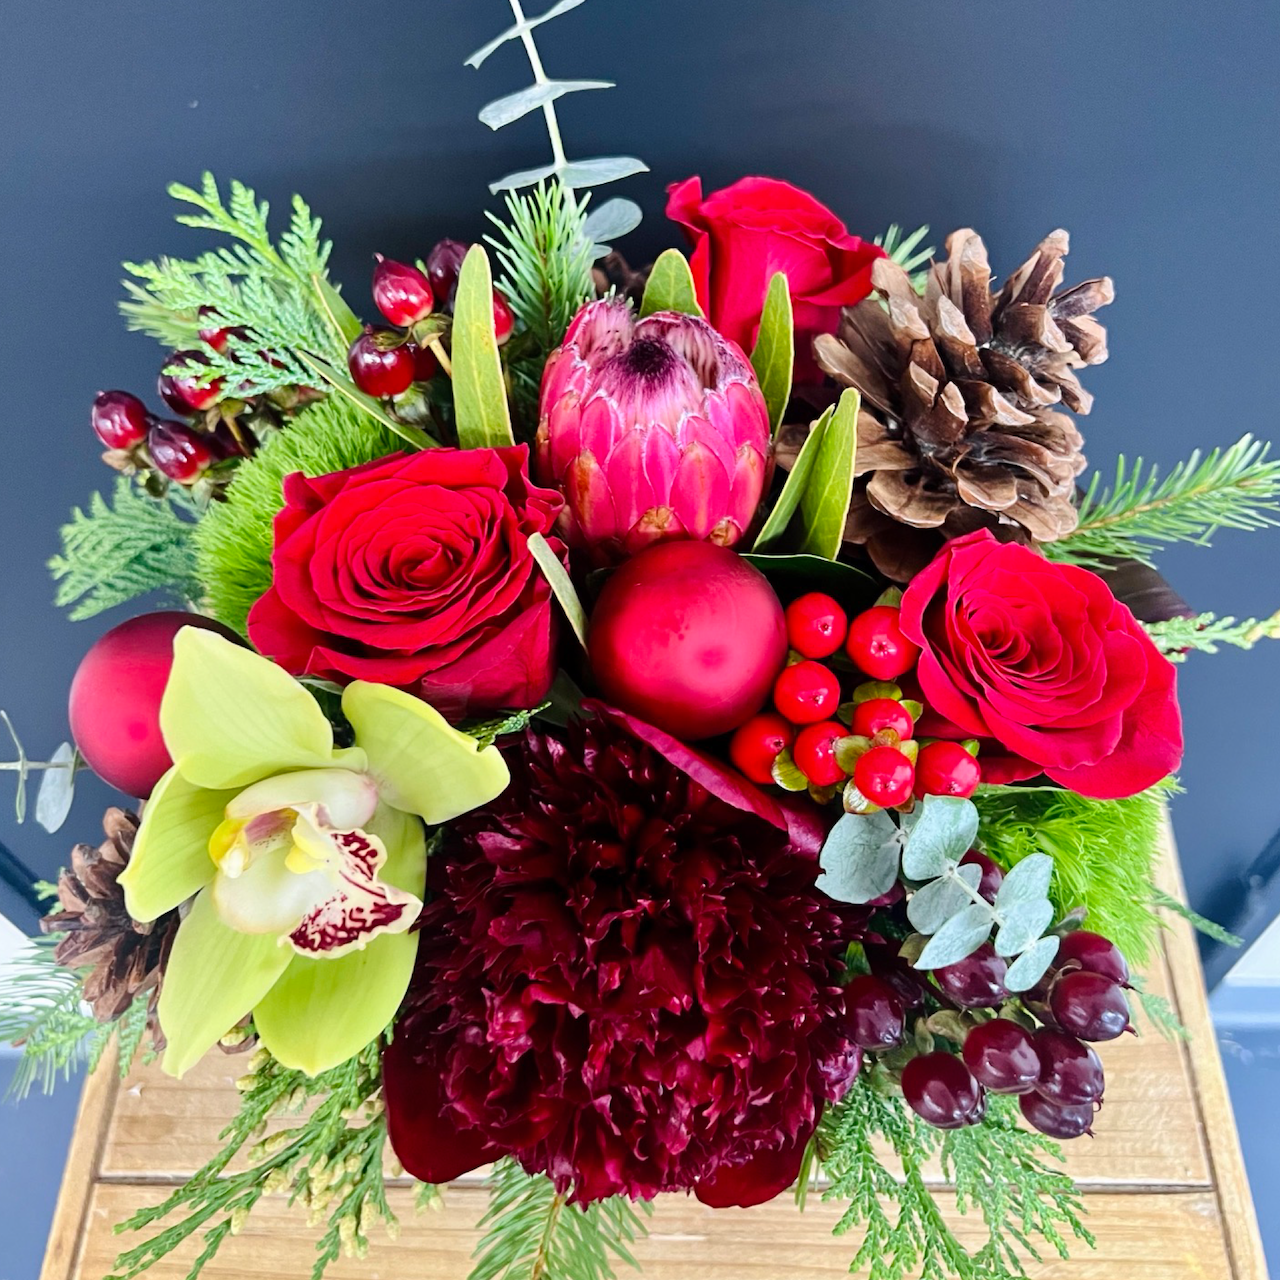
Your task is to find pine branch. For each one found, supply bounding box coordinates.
[1150,886,1244,947]
[875,224,934,293]
[1144,610,1280,661]
[470,1159,649,1280]
[49,477,200,620]
[1128,975,1188,1042]
[1045,435,1280,569]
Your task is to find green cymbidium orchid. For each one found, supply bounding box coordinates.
[119,627,510,1078]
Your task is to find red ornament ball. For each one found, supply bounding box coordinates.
[587,542,787,741]
[68,612,239,798]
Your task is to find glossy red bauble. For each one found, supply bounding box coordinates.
[772,660,840,725]
[587,542,787,741]
[845,605,921,680]
[68,612,240,798]
[784,592,847,659]
[792,720,848,787]
[729,713,794,784]
[914,740,982,799]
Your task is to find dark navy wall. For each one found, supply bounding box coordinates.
[2,0,1279,939]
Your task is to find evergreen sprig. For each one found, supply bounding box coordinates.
[1045,435,1280,569]
[1150,886,1244,947]
[875,223,934,292]
[1144,610,1280,661]
[470,1159,649,1280]
[49,477,200,620]
[108,1043,413,1280]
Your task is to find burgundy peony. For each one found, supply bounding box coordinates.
[247,445,564,719]
[900,531,1183,799]
[666,176,885,382]
[383,707,860,1205]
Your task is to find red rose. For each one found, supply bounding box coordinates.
[665,175,885,381]
[899,531,1183,799]
[247,446,565,718]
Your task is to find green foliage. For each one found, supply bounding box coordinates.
[1145,610,1280,661]
[108,1043,409,1280]
[50,478,200,620]
[1045,435,1280,570]
[875,223,935,292]
[462,703,549,750]
[470,1158,649,1280]
[819,1084,1090,1280]
[452,245,517,450]
[750,271,794,435]
[1150,887,1244,947]
[639,249,703,318]
[120,173,351,397]
[753,405,833,551]
[797,388,860,559]
[1128,975,1188,1041]
[974,782,1174,968]
[194,399,402,635]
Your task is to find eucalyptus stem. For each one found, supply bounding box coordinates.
[507,0,575,204]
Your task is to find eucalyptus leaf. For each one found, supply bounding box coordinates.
[640,249,704,318]
[816,811,902,904]
[902,796,979,880]
[559,156,649,189]
[750,272,793,437]
[907,864,986,935]
[797,388,859,560]
[527,533,587,650]
[995,853,1055,909]
[35,744,76,834]
[465,0,589,68]
[995,899,1055,957]
[490,161,560,194]
[452,245,516,449]
[479,80,613,130]
[1004,935,1061,992]
[583,197,643,242]
[914,903,993,971]
[752,408,832,550]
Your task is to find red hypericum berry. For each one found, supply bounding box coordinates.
[933,943,1009,1009]
[845,605,921,680]
[843,975,906,1050]
[372,254,435,327]
[791,720,848,787]
[347,328,416,398]
[962,1019,1040,1094]
[901,1052,986,1130]
[411,342,439,382]
[773,660,841,725]
[91,390,150,450]
[148,419,214,483]
[914,740,981,799]
[729,713,794,785]
[958,850,1004,903]
[853,746,915,808]
[1056,930,1130,986]
[492,289,515,344]
[158,350,223,413]
[196,307,242,354]
[851,696,915,741]
[1020,1091,1095,1139]
[426,238,468,306]
[1033,1029,1105,1105]
[785,592,848,659]
[1049,971,1132,1042]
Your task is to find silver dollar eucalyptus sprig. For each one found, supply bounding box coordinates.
[469,0,647,254]
[0,711,79,833]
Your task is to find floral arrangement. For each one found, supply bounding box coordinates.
[4,5,1279,1279]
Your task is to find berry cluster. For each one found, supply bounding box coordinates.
[346,242,514,400]
[848,907,1132,1139]
[729,592,981,811]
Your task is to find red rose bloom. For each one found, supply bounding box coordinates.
[247,445,564,718]
[900,531,1183,799]
[383,708,861,1206]
[665,175,885,381]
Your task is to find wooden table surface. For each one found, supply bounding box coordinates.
[41,834,1270,1280]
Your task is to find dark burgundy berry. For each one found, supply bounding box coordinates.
[1033,1028,1105,1105]
[933,943,1009,1009]
[372,254,435,326]
[1056,930,1130,986]
[901,1052,986,1130]
[157,350,223,413]
[959,850,1004,903]
[1020,1091,1095,1139]
[148,419,214,483]
[425,238,468,307]
[347,328,415,398]
[962,1019,1040,1094]
[1050,971,1131,1042]
[91,390,150,450]
[843,975,906,1051]
[411,342,439,382]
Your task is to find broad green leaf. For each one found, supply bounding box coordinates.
[914,902,993,970]
[797,388,860,559]
[157,889,292,1078]
[452,245,515,449]
[1004,935,1061,992]
[528,532,588,649]
[907,864,985,935]
[816,811,902,904]
[742,550,877,604]
[750,272,794,437]
[640,249,704,318]
[120,765,232,922]
[902,796,979,880]
[294,351,437,450]
[995,853,1055,909]
[751,408,833,550]
[311,273,362,347]
[479,80,613,130]
[584,197,643,243]
[341,682,509,825]
[34,743,76,833]
[995,899,1055,957]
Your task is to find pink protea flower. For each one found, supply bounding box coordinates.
[535,298,772,565]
